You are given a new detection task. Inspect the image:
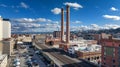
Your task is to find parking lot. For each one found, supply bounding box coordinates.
[10,43,46,67]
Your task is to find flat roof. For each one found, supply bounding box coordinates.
[0,54,7,64]
[71,44,101,52]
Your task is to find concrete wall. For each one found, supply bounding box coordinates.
[3,20,11,39]
[2,41,10,55]
[0,18,3,41]
[2,40,14,56]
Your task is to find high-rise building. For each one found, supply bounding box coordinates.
[3,19,11,39]
[0,17,11,40]
[0,17,3,41]
[101,36,120,67]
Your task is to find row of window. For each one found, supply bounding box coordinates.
[103,57,115,63]
[85,56,101,61]
[103,63,116,67]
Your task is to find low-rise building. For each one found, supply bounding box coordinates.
[0,54,8,67]
[59,38,98,52]
[53,31,61,38]
[66,39,101,65]
[76,44,101,65]
[17,35,32,45]
[0,38,15,57]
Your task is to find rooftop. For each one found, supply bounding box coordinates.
[77,45,101,52]
[70,43,101,53]
[0,54,7,64]
[69,38,97,46]
[3,18,10,21]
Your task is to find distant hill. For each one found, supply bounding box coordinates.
[71,28,120,35]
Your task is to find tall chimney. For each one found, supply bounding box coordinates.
[66,5,70,44]
[61,8,64,42]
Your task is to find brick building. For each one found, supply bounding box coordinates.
[101,36,120,67]
[53,31,61,38]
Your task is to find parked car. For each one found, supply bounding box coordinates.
[13,62,20,66]
[29,54,33,56]
[25,59,32,65]
[32,59,39,66]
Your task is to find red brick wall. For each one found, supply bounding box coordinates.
[101,38,120,67]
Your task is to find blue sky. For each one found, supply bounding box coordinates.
[1,0,120,32]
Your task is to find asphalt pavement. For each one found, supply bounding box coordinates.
[9,44,47,67]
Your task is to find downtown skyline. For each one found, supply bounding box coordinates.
[0,0,120,32]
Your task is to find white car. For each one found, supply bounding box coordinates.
[13,58,20,66]
[13,62,20,66]
[35,50,39,54]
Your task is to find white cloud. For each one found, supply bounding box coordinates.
[91,24,99,28]
[90,24,99,30]
[103,15,120,20]
[110,7,118,11]
[13,18,35,23]
[11,21,120,32]
[70,24,120,31]
[12,18,52,23]
[54,21,59,24]
[104,24,120,29]
[0,2,29,10]
[36,18,46,22]
[0,4,7,7]
[19,23,41,28]
[73,21,82,24]
[11,22,60,32]
[51,8,61,14]
[47,19,52,22]
[64,2,83,10]
[20,2,29,9]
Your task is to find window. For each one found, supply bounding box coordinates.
[88,58,90,61]
[104,52,106,55]
[113,65,116,67]
[103,57,106,60]
[112,43,114,46]
[113,59,115,63]
[97,56,99,59]
[104,62,106,65]
[94,57,96,60]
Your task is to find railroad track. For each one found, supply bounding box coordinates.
[34,40,83,67]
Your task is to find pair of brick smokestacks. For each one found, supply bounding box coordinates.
[61,5,70,44]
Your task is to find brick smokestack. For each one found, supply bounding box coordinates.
[66,5,70,44]
[61,8,64,42]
